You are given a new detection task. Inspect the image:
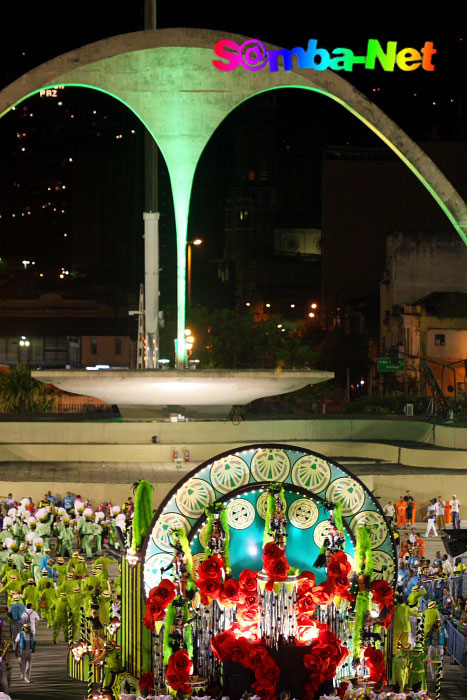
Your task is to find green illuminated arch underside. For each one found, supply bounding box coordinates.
[1,30,466,366]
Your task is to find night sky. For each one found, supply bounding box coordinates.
[0,2,465,312]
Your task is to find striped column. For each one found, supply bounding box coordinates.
[121,558,153,678]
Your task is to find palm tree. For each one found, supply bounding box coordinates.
[0,365,55,414]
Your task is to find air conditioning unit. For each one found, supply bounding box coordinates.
[274,228,322,256]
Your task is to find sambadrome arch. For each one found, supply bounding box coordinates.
[1,28,466,366]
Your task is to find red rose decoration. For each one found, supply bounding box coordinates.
[211,630,235,662]
[219,578,242,607]
[302,627,349,691]
[297,611,317,627]
[255,657,280,682]
[369,580,394,628]
[268,557,288,578]
[236,604,258,627]
[166,649,193,693]
[197,554,224,581]
[298,572,316,595]
[140,671,155,692]
[150,578,177,605]
[223,578,240,598]
[332,575,351,597]
[170,649,193,676]
[262,542,284,562]
[242,593,258,607]
[239,569,258,594]
[310,581,335,606]
[299,570,317,583]
[252,679,277,700]
[370,579,393,604]
[197,577,222,605]
[230,637,252,667]
[297,591,317,614]
[144,578,178,629]
[249,645,270,670]
[327,551,351,578]
[363,646,386,683]
[143,599,165,628]
[264,547,290,591]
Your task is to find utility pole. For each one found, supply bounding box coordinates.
[143,0,160,368]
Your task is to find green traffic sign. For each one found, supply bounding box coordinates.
[377,357,405,372]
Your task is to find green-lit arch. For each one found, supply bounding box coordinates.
[1,28,466,366]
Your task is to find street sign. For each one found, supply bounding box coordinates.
[377,357,405,372]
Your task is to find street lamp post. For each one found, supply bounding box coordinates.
[187,238,202,307]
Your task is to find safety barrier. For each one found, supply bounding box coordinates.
[419,573,467,606]
[444,619,467,671]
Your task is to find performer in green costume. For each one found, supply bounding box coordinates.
[408,642,427,690]
[22,578,39,610]
[393,599,411,652]
[93,553,116,579]
[69,585,85,641]
[53,591,70,643]
[57,520,75,559]
[424,600,441,637]
[39,581,57,627]
[81,509,96,559]
[390,643,411,692]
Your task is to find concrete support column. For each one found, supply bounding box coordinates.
[143,212,160,368]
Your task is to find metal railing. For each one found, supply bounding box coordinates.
[419,573,467,604]
[445,618,467,671]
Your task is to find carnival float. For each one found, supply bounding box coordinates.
[68,444,400,700]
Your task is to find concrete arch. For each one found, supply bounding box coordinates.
[1,28,466,365]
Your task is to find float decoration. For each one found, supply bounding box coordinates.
[139,445,398,699]
[204,503,231,573]
[131,481,154,552]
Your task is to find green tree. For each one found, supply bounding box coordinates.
[0,365,56,414]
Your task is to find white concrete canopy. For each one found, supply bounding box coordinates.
[32,368,333,417]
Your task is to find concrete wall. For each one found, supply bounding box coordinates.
[1,418,467,464]
[387,230,467,309]
[0,417,440,445]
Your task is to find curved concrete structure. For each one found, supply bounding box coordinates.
[1,28,466,363]
[32,368,333,418]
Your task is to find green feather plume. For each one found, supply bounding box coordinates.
[172,527,193,576]
[163,601,177,665]
[353,590,370,659]
[131,480,154,551]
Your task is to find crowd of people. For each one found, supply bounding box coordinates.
[377,490,467,695]
[382,492,462,534]
[0,486,464,699]
[0,489,133,696]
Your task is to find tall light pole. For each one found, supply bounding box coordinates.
[187,238,203,307]
[143,0,160,368]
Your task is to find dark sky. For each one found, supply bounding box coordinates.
[0,2,465,310]
[1,2,464,116]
